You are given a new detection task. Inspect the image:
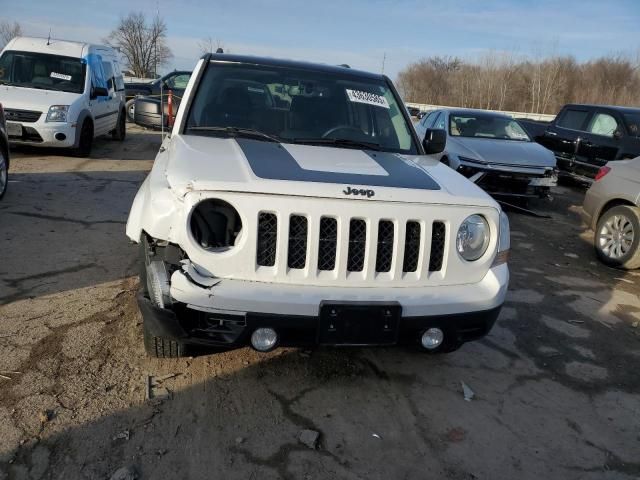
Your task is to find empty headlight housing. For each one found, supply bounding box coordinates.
[456,214,490,261]
[46,105,69,122]
[190,199,242,251]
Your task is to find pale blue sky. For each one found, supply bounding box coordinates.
[2,0,639,78]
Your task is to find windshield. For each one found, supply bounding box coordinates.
[449,113,531,141]
[0,50,86,94]
[185,62,418,154]
[624,113,640,137]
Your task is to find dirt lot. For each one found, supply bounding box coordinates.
[1,127,639,480]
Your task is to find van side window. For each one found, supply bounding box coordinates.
[113,60,125,91]
[102,61,114,91]
[557,109,590,131]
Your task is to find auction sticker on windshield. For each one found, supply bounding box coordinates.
[346,89,390,109]
[50,72,72,81]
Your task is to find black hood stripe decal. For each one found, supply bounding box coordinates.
[235,139,440,190]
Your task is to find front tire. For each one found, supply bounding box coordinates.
[139,238,188,358]
[72,120,93,157]
[595,205,640,269]
[112,110,126,141]
[0,149,8,200]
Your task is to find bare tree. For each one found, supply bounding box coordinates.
[198,36,225,55]
[0,20,23,50]
[105,12,172,78]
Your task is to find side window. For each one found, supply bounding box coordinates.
[421,111,436,127]
[434,112,446,130]
[166,73,190,90]
[557,109,590,131]
[588,113,619,137]
[102,61,114,91]
[113,60,125,91]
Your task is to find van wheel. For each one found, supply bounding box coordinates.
[595,205,640,269]
[126,99,136,122]
[72,121,93,157]
[112,110,126,141]
[0,150,8,200]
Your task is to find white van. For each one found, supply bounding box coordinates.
[0,37,127,156]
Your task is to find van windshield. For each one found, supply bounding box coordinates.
[184,62,418,154]
[0,50,86,94]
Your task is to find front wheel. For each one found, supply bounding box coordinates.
[72,121,93,158]
[0,149,8,200]
[112,110,126,141]
[595,205,640,269]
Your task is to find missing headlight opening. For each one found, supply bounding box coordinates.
[190,199,242,250]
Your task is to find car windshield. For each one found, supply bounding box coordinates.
[623,112,640,137]
[185,61,418,154]
[0,50,86,94]
[449,113,531,141]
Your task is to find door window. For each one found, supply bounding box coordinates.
[166,73,190,90]
[588,113,619,137]
[102,61,114,91]
[421,111,436,127]
[433,112,446,130]
[557,109,590,131]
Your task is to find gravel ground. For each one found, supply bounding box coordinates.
[0,126,639,480]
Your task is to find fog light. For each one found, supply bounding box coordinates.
[250,328,278,352]
[421,328,444,350]
[55,132,66,141]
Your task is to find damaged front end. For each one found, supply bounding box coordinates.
[455,158,558,199]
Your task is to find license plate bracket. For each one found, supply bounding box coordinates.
[6,121,22,138]
[318,302,401,345]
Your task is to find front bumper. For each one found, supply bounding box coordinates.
[7,121,76,148]
[139,264,508,350]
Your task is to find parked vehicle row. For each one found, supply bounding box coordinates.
[0,36,127,157]
[520,104,640,182]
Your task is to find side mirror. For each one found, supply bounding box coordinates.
[133,96,172,130]
[422,128,447,154]
[90,86,108,99]
[613,129,623,139]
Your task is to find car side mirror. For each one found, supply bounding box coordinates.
[91,86,108,99]
[613,129,623,139]
[422,128,447,154]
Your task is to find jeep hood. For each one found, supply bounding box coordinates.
[0,85,81,112]
[163,134,497,207]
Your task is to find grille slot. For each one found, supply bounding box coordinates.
[287,215,308,269]
[318,217,338,271]
[429,221,446,271]
[375,220,394,272]
[403,221,421,272]
[256,212,277,266]
[4,108,42,123]
[347,219,367,272]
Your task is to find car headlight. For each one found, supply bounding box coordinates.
[46,105,69,122]
[456,214,490,261]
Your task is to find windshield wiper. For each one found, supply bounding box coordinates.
[188,126,281,143]
[291,137,382,151]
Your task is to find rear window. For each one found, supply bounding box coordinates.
[557,109,590,131]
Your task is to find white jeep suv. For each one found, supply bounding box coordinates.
[126,54,510,357]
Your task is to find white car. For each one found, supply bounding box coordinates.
[0,36,126,156]
[126,54,510,357]
[414,109,557,198]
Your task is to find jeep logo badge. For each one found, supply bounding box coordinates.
[343,186,375,198]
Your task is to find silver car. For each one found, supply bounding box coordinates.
[414,109,557,198]
[582,158,640,269]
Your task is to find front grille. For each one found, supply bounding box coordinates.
[287,215,308,269]
[4,108,42,123]
[347,219,367,272]
[318,217,337,271]
[256,213,277,266]
[403,221,421,272]
[375,220,394,272]
[429,221,446,271]
[254,211,450,281]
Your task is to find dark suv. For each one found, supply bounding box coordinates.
[525,104,640,182]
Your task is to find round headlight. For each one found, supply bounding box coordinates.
[456,215,490,261]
